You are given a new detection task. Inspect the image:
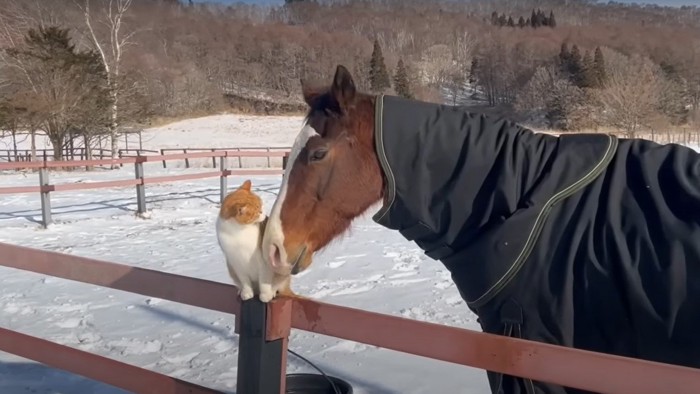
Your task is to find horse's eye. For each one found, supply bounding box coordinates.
[309,148,328,162]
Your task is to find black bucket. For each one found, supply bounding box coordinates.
[286,373,353,394]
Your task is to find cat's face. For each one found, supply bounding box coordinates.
[220,180,264,225]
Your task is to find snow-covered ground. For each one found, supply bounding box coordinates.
[1,114,698,394]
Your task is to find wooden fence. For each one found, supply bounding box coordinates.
[0,147,114,163]
[1,242,700,393]
[0,149,290,228]
[0,146,290,170]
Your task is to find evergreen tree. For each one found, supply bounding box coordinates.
[569,44,583,85]
[498,13,507,27]
[526,17,531,26]
[559,42,571,73]
[491,11,499,26]
[393,59,412,99]
[581,50,594,88]
[6,26,109,160]
[507,16,515,27]
[549,10,557,28]
[540,9,549,26]
[593,46,607,87]
[530,9,538,27]
[369,39,391,92]
[518,16,526,28]
[469,57,478,85]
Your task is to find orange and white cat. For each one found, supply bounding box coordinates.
[216,180,291,302]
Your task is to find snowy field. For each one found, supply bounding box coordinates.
[1,113,699,394]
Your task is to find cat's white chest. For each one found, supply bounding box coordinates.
[216,218,260,264]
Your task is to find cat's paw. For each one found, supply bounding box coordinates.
[258,290,275,303]
[240,287,255,301]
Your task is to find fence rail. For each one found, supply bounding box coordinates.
[0,149,290,228]
[1,242,700,394]
[0,146,292,170]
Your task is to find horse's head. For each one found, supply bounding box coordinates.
[262,65,384,276]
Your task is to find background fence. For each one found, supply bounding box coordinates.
[0,149,290,228]
[1,242,700,394]
[0,146,291,169]
[2,129,698,165]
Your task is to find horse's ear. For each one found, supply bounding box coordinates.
[301,78,324,107]
[330,65,356,110]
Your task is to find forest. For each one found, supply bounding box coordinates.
[0,0,699,159]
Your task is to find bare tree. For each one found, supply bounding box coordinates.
[596,50,667,137]
[517,64,591,130]
[76,0,135,166]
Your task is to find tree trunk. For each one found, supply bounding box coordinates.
[110,89,119,169]
[50,136,64,161]
[30,130,36,162]
[84,134,94,171]
[11,130,18,161]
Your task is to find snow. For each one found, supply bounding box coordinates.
[0,114,488,394]
[1,114,698,394]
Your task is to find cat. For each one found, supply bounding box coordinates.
[216,180,293,302]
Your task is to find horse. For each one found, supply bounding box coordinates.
[261,64,700,394]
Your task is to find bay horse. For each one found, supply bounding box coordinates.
[262,65,700,394]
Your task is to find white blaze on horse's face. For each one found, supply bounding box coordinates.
[263,123,319,275]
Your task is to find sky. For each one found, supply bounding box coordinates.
[193,0,700,7]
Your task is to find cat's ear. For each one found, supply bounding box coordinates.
[240,180,252,191]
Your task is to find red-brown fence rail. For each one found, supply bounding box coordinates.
[2,242,700,394]
[0,150,290,228]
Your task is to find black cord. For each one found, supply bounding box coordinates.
[287,348,342,394]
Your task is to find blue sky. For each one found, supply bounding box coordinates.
[193,0,700,6]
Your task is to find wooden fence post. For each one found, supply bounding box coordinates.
[220,156,227,204]
[135,159,147,215]
[236,299,287,394]
[161,149,166,169]
[183,149,190,168]
[39,167,52,228]
[211,149,216,168]
[282,153,289,170]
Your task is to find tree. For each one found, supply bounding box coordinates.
[592,47,608,87]
[549,11,557,28]
[517,65,591,130]
[507,16,515,27]
[369,39,391,93]
[0,99,24,160]
[596,52,666,137]
[569,45,584,86]
[5,26,110,160]
[393,59,412,99]
[581,50,595,88]
[468,57,478,84]
[559,42,570,73]
[77,0,136,167]
[518,16,526,28]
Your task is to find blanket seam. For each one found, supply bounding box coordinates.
[467,134,619,309]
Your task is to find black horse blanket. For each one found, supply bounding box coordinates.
[371,95,700,393]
